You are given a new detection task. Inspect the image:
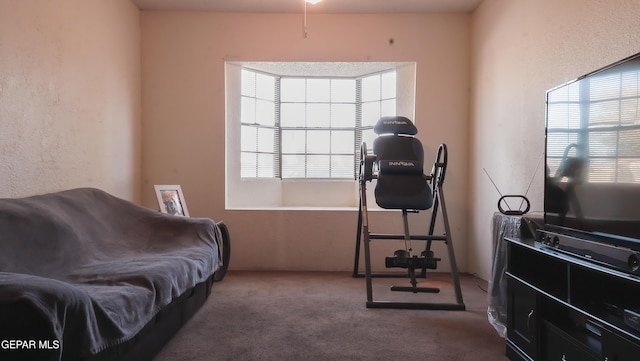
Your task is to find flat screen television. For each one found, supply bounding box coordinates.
[544,51,640,252]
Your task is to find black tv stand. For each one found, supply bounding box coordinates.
[504,237,640,361]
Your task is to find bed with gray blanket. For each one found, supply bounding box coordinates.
[0,188,228,361]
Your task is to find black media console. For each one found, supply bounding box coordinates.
[505,237,640,361]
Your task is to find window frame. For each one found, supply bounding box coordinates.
[225,61,416,209]
[240,68,398,180]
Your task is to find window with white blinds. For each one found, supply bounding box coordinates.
[240,68,397,179]
[547,67,640,183]
[240,71,277,178]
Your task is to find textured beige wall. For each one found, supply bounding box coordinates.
[470,0,640,280]
[0,0,141,201]
[141,12,471,271]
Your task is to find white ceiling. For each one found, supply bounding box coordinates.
[131,0,483,14]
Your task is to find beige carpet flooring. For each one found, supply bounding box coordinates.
[154,271,509,361]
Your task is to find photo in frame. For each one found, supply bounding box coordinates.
[154,185,189,217]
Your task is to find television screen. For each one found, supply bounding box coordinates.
[545,52,640,249]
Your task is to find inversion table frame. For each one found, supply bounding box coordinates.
[354,143,465,310]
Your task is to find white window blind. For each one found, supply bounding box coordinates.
[280,77,357,178]
[240,68,397,179]
[240,70,278,178]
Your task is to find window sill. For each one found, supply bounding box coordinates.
[226,206,357,211]
[225,205,394,212]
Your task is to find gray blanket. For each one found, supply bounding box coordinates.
[0,188,220,360]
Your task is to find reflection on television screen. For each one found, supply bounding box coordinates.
[545,53,640,244]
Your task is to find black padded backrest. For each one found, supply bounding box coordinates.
[371,116,433,210]
[373,135,424,175]
[375,174,433,210]
[374,116,418,135]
